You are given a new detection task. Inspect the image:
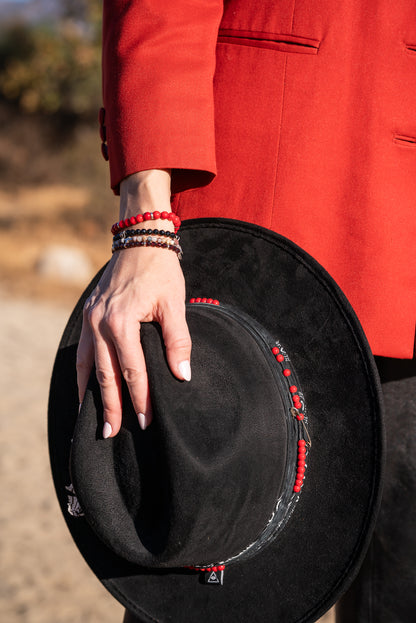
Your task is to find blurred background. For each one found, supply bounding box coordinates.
[0,1,334,621]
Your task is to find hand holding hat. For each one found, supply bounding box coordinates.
[76,169,192,436]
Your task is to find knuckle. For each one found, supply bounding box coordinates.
[76,357,90,372]
[105,313,125,338]
[87,306,102,330]
[96,368,116,387]
[162,296,186,314]
[166,335,192,353]
[122,367,142,384]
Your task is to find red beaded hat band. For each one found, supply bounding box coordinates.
[111,211,181,236]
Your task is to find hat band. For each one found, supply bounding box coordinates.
[185,299,311,572]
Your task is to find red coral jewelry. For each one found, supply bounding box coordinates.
[111,211,181,235]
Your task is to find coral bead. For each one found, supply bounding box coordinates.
[283,369,291,377]
[143,212,152,221]
[153,211,161,220]
[294,485,301,493]
[277,354,284,362]
[272,347,279,355]
[298,440,306,446]
[290,385,298,393]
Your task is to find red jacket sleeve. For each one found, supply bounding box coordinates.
[102,0,224,194]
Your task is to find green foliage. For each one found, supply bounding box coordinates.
[0,1,102,119]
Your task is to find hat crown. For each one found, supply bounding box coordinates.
[71,304,302,568]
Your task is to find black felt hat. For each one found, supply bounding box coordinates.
[48,218,384,623]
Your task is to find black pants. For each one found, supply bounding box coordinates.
[125,356,416,623]
[336,355,416,623]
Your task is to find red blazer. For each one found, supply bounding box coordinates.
[101,0,416,358]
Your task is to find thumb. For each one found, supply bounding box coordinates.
[160,302,192,382]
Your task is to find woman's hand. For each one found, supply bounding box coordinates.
[76,169,191,436]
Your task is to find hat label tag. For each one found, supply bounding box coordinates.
[204,569,224,585]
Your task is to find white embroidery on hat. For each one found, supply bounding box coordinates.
[65,483,84,517]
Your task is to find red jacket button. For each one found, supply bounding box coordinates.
[101,142,109,161]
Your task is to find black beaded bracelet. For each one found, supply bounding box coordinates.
[113,228,179,243]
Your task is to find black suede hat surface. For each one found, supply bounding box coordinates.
[48,218,384,623]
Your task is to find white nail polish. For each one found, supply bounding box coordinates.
[137,412,147,431]
[78,402,82,414]
[178,360,191,381]
[102,422,112,439]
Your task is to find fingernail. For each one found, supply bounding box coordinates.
[102,422,112,439]
[78,402,82,414]
[137,412,147,431]
[178,360,191,382]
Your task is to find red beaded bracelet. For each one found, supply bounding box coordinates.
[111,211,181,235]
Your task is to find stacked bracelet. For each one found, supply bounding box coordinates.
[112,234,183,260]
[111,211,181,235]
[113,228,179,243]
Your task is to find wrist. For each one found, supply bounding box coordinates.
[119,169,172,220]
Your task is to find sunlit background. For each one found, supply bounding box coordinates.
[0,2,334,620]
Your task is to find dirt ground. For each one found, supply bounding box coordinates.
[0,291,123,622]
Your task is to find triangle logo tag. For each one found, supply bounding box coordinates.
[208,571,219,583]
[203,569,224,585]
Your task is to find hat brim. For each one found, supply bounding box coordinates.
[48,218,384,622]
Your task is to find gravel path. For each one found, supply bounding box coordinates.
[0,291,334,622]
